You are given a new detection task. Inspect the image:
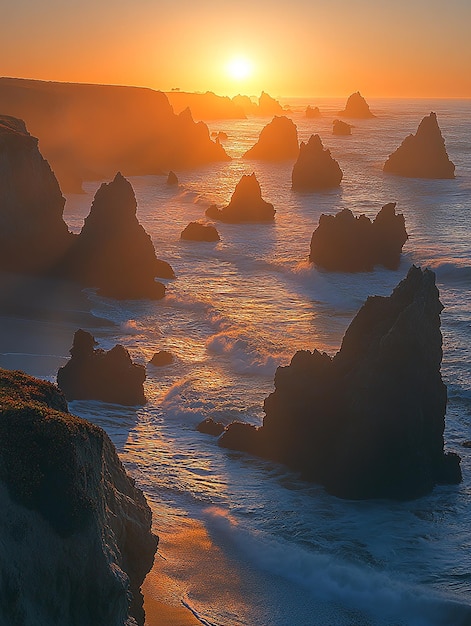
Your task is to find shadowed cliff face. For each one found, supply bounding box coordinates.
[206,173,275,223]
[243,116,299,161]
[383,112,455,179]
[0,115,72,273]
[0,368,158,626]
[291,134,343,190]
[220,266,462,500]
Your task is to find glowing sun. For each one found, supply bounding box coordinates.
[226,57,253,81]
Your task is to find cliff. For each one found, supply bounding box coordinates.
[309,203,408,271]
[383,112,455,179]
[338,92,375,118]
[205,173,275,223]
[220,267,462,500]
[165,91,246,120]
[243,116,299,161]
[291,134,343,190]
[0,368,157,625]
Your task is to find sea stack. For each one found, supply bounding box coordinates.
[0,368,157,625]
[291,134,343,190]
[0,115,72,274]
[333,119,352,135]
[258,91,284,116]
[205,173,275,223]
[64,172,173,299]
[167,170,178,185]
[338,92,375,118]
[220,266,461,500]
[383,112,455,179]
[305,105,321,118]
[57,329,146,405]
[309,203,408,271]
[243,116,299,161]
[181,221,220,241]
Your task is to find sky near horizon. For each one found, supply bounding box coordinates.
[1,0,470,98]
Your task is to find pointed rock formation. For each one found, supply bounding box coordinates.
[205,174,275,223]
[65,173,173,299]
[309,203,408,271]
[258,91,284,116]
[149,350,174,366]
[232,94,258,116]
[333,119,352,135]
[57,329,146,405]
[166,170,178,185]
[291,134,343,191]
[220,266,462,500]
[243,116,299,161]
[181,221,220,241]
[338,91,375,118]
[0,115,72,274]
[383,112,455,179]
[305,105,321,118]
[0,367,157,625]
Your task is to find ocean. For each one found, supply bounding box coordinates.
[2,97,471,625]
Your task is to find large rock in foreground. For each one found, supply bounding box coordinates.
[338,92,375,118]
[0,368,157,625]
[383,112,455,179]
[291,134,343,191]
[57,330,146,405]
[220,266,461,500]
[205,174,275,223]
[243,116,299,161]
[309,203,408,271]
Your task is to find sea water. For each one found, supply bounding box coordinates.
[5,98,471,625]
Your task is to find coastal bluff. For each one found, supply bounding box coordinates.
[220,266,462,500]
[0,368,157,625]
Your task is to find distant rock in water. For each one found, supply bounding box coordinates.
[305,105,321,118]
[243,116,299,161]
[383,112,455,179]
[291,134,343,191]
[0,367,157,625]
[205,174,275,223]
[333,119,352,135]
[165,90,246,120]
[309,203,408,271]
[338,91,375,118]
[211,131,228,141]
[232,94,258,116]
[181,221,220,241]
[167,170,178,185]
[0,115,72,274]
[258,91,284,116]
[149,350,174,366]
[220,266,462,500]
[197,418,225,436]
[57,329,146,405]
[64,172,173,299]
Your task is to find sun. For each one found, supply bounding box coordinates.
[226,57,253,81]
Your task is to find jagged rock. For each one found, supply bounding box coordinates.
[220,266,462,500]
[305,105,321,118]
[181,221,220,241]
[232,94,258,116]
[57,329,146,405]
[205,174,275,223]
[149,350,174,366]
[167,170,178,185]
[333,119,352,135]
[0,367,157,625]
[64,173,173,299]
[258,91,284,116]
[309,203,408,271]
[211,131,228,141]
[291,134,343,190]
[243,116,299,161]
[383,112,455,179]
[165,90,246,120]
[0,115,72,274]
[338,91,375,118]
[197,418,225,437]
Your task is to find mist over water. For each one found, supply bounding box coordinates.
[12,98,471,624]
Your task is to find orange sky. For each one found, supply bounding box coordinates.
[1,0,470,98]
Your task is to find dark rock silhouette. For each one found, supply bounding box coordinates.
[220,266,462,500]
[165,90,246,120]
[0,367,157,625]
[211,131,228,141]
[205,174,275,223]
[0,77,230,191]
[64,172,173,299]
[0,115,72,274]
[197,418,225,436]
[338,91,375,118]
[291,134,343,191]
[333,119,352,135]
[309,203,408,271]
[167,170,179,185]
[57,329,146,405]
[258,91,284,116]
[305,105,321,118]
[181,221,220,241]
[243,116,299,161]
[149,350,174,366]
[383,112,455,179]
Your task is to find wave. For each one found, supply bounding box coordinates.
[428,260,471,284]
[206,330,281,376]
